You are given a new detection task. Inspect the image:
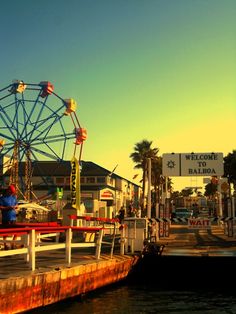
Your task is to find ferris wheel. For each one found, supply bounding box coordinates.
[0,80,87,200]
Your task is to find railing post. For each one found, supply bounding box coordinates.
[120,225,125,255]
[95,229,103,260]
[110,223,116,258]
[29,229,36,271]
[70,216,73,227]
[125,224,129,253]
[23,233,30,262]
[130,220,136,254]
[66,228,72,265]
[56,233,60,243]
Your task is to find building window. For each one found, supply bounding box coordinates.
[65,177,70,185]
[108,176,114,185]
[55,177,64,185]
[80,177,85,183]
[86,177,95,183]
[84,200,93,213]
[97,177,105,183]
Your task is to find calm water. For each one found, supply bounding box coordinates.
[29,282,236,314]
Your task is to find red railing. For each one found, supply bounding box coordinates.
[69,215,120,223]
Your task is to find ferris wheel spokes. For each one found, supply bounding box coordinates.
[0,80,87,200]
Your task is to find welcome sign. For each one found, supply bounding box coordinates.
[162,152,224,177]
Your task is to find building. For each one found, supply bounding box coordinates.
[1,160,142,218]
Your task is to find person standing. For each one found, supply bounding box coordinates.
[118,206,125,223]
[137,206,142,218]
[0,185,18,249]
[0,185,18,225]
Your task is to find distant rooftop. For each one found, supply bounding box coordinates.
[3,160,139,186]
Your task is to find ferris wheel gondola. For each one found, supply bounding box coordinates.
[0,80,87,200]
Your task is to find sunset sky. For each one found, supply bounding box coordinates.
[1,0,235,191]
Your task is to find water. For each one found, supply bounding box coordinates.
[28,282,236,314]
[28,252,236,314]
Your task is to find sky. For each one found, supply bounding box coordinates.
[0,0,235,191]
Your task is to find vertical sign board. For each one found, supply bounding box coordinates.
[71,156,80,209]
[57,187,63,200]
[162,153,224,177]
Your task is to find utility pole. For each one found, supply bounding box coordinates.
[147,158,152,219]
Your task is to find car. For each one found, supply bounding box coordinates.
[171,207,193,219]
[199,207,209,218]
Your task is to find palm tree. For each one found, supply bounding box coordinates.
[130,139,159,209]
[224,150,236,190]
[151,157,162,205]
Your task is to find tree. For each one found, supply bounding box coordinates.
[181,188,193,197]
[130,139,159,209]
[197,191,203,197]
[171,190,181,199]
[204,182,217,197]
[224,150,236,190]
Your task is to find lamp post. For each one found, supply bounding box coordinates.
[147,157,160,241]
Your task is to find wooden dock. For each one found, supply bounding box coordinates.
[0,250,139,313]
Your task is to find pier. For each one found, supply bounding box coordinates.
[0,252,139,314]
[1,218,236,313]
[0,218,140,313]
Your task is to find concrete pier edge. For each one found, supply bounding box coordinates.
[0,255,140,314]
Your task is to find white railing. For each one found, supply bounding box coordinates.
[69,215,122,258]
[0,218,141,271]
[0,226,104,271]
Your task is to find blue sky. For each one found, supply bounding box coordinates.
[1,0,236,191]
